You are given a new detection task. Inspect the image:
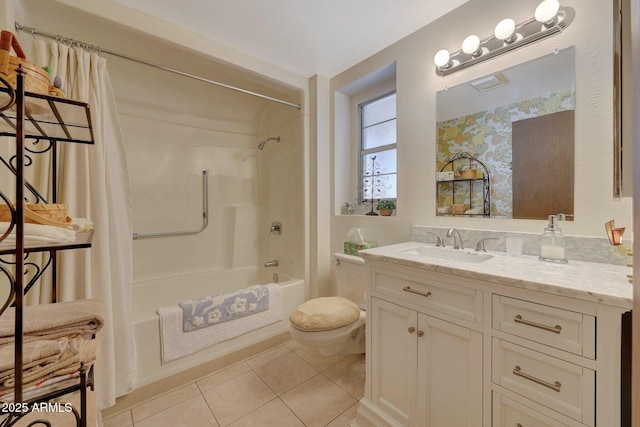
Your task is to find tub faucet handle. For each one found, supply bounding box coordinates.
[264,260,279,267]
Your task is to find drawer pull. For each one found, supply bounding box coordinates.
[402,286,432,298]
[514,315,562,334]
[513,365,562,392]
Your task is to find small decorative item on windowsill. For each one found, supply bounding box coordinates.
[376,199,396,216]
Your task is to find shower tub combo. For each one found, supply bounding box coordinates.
[132,266,305,386]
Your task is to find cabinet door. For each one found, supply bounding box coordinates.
[416,314,483,427]
[371,297,417,426]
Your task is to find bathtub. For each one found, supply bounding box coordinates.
[132,267,305,387]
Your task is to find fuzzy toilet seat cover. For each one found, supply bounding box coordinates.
[289,297,361,332]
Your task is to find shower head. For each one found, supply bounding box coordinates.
[257,136,280,150]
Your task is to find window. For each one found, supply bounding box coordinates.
[359,92,397,203]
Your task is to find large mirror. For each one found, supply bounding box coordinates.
[436,47,575,219]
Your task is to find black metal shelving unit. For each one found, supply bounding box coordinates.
[0,67,95,426]
[436,152,491,217]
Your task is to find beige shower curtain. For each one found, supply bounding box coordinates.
[31,40,137,409]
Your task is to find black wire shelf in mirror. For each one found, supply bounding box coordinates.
[436,152,491,217]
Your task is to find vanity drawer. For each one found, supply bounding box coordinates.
[492,295,595,358]
[372,268,482,324]
[492,392,573,427]
[492,339,595,426]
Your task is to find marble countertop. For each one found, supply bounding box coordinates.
[359,241,633,310]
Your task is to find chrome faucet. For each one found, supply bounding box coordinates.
[264,260,278,267]
[446,228,464,250]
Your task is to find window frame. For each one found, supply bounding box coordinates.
[358,90,397,204]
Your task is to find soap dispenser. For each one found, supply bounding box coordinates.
[539,215,568,263]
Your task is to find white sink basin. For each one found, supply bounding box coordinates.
[401,246,493,263]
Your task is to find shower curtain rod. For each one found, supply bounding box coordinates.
[14,22,302,110]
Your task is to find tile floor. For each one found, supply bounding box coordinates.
[103,340,365,427]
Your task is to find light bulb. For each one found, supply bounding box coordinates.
[494,18,517,44]
[461,35,481,56]
[535,0,560,25]
[434,49,452,68]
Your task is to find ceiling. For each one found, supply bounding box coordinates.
[113,0,468,78]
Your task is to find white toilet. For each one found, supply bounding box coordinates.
[289,252,367,356]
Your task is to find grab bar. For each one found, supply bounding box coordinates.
[133,168,209,239]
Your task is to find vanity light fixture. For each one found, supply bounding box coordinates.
[494,19,519,44]
[433,49,454,70]
[433,0,574,76]
[535,0,561,28]
[461,35,484,57]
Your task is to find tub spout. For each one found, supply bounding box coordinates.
[264,260,279,267]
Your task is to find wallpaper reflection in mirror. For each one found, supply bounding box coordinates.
[436,47,575,219]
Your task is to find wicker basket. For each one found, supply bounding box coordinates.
[450,204,469,215]
[0,31,50,95]
[0,204,13,222]
[0,203,71,227]
[459,169,478,179]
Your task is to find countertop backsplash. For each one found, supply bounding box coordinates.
[412,225,631,266]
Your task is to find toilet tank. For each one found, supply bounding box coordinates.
[334,252,367,309]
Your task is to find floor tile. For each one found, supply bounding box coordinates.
[281,374,357,427]
[322,353,366,399]
[325,402,360,427]
[246,344,292,369]
[197,361,252,392]
[228,398,305,427]
[284,339,306,352]
[203,370,276,426]
[134,394,218,427]
[294,346,348,371]
[131,383,201,423]
[253,352,318,395]
[102,410,133,427]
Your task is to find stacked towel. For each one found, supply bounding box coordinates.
[0,299,104,345]
[0,372,81,402]
[0,299,104,401]
[0,336,97,394]
[0,222,76,248]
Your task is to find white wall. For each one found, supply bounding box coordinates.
[5,0,308,287]
[330,0,632,255]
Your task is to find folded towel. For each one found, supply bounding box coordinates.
[0,222,76,242]
[0,336,97,391]
[0,299,104,345]
[464,206,485,215]
[159,284,283,363]
[0,371,80,402]
[69,217,93,232]
[0,337,68,373]
[180,285,271,332]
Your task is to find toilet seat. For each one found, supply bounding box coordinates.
[289,296,361,332]
[289,310,366,356]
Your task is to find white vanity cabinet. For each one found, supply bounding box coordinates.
[357,250,630,427]
[362,264,484,427]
